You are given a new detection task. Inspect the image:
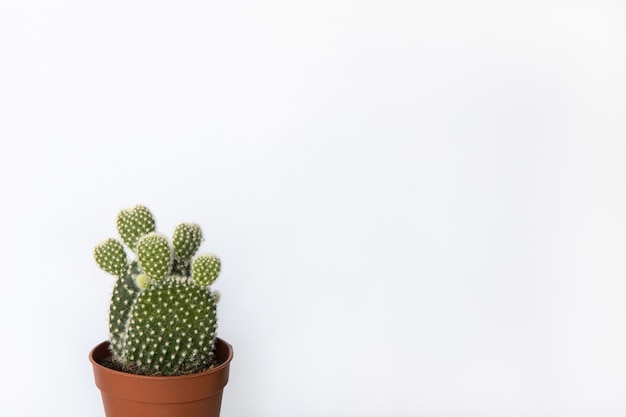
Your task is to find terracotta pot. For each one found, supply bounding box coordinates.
[89,338,233,417]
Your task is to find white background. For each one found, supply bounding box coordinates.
[1,1,626,416]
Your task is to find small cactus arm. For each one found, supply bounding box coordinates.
[137,233,172,281]
[94,238,127,277]
[116,205,156,251]
[173,223,203,259]
[192,254,221,287]
[171,223,203,276]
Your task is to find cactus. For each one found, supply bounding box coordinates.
[94,205,221,376]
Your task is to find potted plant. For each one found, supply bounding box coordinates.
[88,205,233,417]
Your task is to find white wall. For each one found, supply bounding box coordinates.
[1,1,626,416]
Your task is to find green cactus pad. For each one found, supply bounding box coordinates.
[94,238,127,277]
[123,278,218,375]
[192,255,221,287]
[108,261,141,358]
[117,205,156,251]
[137,233,171,280]
[173,223,203,260]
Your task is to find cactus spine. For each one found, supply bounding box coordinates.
[94,205,221,376]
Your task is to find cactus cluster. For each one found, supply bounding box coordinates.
[94,205,222,376]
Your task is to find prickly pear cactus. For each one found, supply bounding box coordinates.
[94,205,222,376]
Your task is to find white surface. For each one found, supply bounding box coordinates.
[1,1,626,416]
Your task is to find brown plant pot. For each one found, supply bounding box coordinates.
[89,338,234,417]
